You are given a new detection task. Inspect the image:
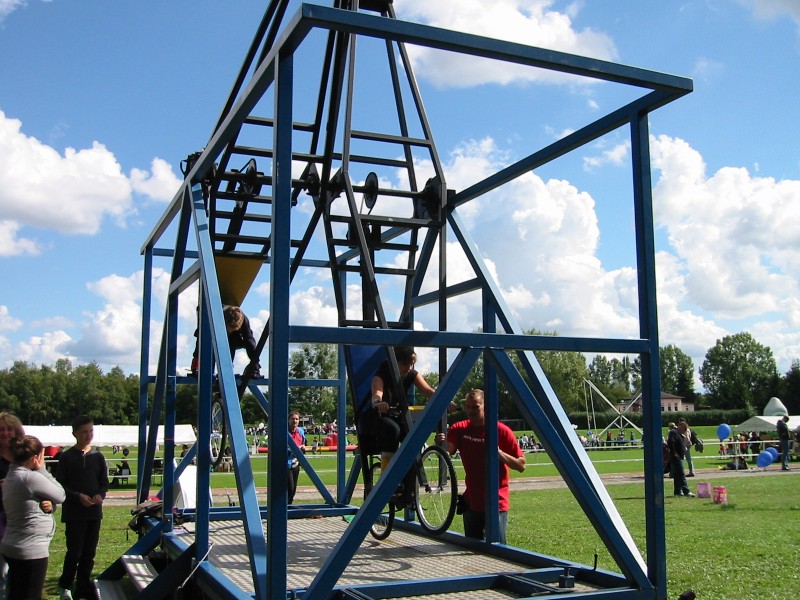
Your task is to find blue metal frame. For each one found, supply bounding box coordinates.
[130,2,691,599]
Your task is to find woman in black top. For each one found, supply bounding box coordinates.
[369,346,436,462]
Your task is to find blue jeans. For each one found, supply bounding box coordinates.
[780,439,790,469]
[463,507,509,544]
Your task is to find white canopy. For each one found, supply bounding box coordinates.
[24,425,197,448]
[737,415,799,433]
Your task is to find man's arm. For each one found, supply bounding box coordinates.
[499,448,526,472]
[499,425,526,472]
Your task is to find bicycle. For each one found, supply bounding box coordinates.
[210,395,228,470]
[361,409,458,540]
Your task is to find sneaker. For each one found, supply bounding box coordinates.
[58,589,73,600]
[687,472,695,477]
[684,492,696,497]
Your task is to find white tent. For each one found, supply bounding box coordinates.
[24,425,196,448]
[736,415,799,433]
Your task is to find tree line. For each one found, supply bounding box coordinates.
[1,331,797,428]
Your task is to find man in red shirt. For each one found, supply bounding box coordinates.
[444,389,525,543]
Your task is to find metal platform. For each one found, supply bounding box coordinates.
[171,516,597,598]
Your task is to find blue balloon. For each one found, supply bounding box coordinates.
[766,447,779,461]
[756,450,773,468]
[716,423,732,441]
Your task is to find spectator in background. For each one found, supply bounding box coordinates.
[55,415,108,600]
[287,411,307,504]
[679,418,700,477]
[109,448,131,488]
[0,412,26,598]
[0,435,65,600]
[749,431,762,461]
[667,420,695,497]
[776,414,791,471]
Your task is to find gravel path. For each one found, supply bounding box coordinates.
[104,466,797,507]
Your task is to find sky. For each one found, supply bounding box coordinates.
[1,0,799,394]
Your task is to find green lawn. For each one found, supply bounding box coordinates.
[506,474,800,600]
[54,468,799,599]
[104,432,760,493]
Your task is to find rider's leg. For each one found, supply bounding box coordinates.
[380,452,394,471]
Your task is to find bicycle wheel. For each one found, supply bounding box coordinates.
[415,444,457,535]
[368,462,395,540]
[210,396,227,470]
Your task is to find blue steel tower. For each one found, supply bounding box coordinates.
[107,2,691,599]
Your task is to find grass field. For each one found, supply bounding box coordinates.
[44,470,798,599]
[42,425,790,599]
[104,424,750,491]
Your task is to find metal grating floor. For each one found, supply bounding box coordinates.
[173,516,594,598]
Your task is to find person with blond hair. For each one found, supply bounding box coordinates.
[0,435,65,600]
[0,412,26,597]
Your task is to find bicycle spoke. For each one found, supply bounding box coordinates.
[416,445,457,535]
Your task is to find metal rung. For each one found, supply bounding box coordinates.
[213,234,271,245]
[328,214,430,227]
[121,555,159,591]
[337,264,416,276]
[214,191,274,204]
[342,319,409,328]
[213,210,273,223]
[95,579,128,600]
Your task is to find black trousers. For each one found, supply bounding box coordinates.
[670,456,690,496]
[288,464,300,504]
[58,519,101,596]
[4,555,48,600]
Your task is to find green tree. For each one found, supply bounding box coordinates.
[780,360,800,415]
[288,343,339,423]
[587,355,634,405]
[609,356,636,393]
[588,355,612,387]
[533,348,588,413]
[453,331,588,419]
[699,332,778,413]
[659,344,697,402]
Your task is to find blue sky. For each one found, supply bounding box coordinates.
[1,0,799,391]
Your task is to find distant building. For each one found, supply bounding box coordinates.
[618,391,694,414]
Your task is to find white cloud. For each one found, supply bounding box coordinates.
[0,305,22,332]
[691,57,725,83]
[741,0,800,23]
[396,0,617,88]
[130,158,183,202]
[0,110,183,246]
[583,141,630,171]
[0,0,26,24]
[61,273,148,363]
[17,330,75,365]
[0,219,41,256]
[0,110,133,234]
[289,286,340,327]
[651,134,800,319]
